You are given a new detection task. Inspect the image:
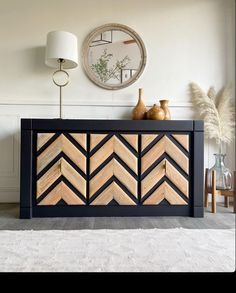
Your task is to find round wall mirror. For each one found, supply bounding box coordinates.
[82,23,147,90]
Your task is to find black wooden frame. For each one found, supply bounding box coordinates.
[20,119,204,218]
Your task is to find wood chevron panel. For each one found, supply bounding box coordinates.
[141,134,158,151]
[89,133,138,205]
[37,134,86,174]
[38,182,85,206]
[141,135,189,174]
[90,182,136,205]
[172,134,189,151]
[90,135,138,174]
[143,182,187,205]
[141,134,189,206]
[36,133,87,206]
[36,132,189,207]
[90,159,137,198]
[141,160,188,198]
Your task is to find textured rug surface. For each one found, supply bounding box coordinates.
[0,228,235,272]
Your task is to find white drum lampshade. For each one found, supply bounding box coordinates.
[45,30,78,119]
[45,31,78,69]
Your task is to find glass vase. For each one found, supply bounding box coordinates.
[207,153,232,190]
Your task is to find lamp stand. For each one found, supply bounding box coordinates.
[52,59,69,119]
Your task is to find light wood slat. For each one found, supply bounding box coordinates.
[114,136,138,174]
[112,182,136,205]
[114,159,137,197]
[90,134,108,151]
[89,160,113,197]
[164,182,187,205]
[143,183,165,205]
[61,159,86,197]
[38,182,85,206]
[143,182,187,205]
[37,136,62,174]
[37,135,86,175]
[69,133,87,150]
[172,134,189,151]
[141,136,189,174]
[90,137,113,174]
[37,159,61,198]
[166,160,189,197]
[61,135,86,174]
[121,134,138,151]
[38,184,61,205]
[141,160,165,197]
[91,182,136,205]
[61,183,85,205]
[141,134,158,151]
[37,133,55,151]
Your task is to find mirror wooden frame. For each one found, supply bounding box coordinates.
[82,23,147,90]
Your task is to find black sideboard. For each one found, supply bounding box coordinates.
[20,119,204,218]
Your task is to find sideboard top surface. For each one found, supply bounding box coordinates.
[21,119,203,132]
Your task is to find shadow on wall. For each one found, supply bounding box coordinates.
[22,46,51,75]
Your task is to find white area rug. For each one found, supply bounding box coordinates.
[0,228,235,272]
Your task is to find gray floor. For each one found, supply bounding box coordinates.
[0,203,235,230]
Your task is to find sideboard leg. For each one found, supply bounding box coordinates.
[192,126,204,217]
[193,207,204,218]
[20,127,33,219]
[20,207,32,219]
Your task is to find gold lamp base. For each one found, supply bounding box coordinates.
[52,59,70,119]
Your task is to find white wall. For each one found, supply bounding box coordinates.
[0,0,235,202]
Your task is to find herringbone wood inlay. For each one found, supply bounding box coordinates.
[90,182,136,205]
[89,133,138,205]
[141,135,189,174]
[36,133,87,206]
[143,182,188,205]
[141,134,189,205]
[36,132,190,207]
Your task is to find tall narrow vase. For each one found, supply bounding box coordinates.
[132,88,147,120]
[160,99,171,120]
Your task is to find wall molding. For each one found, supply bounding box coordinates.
[0,96,194,108]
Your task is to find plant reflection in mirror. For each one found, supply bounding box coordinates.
[91,49,130,83]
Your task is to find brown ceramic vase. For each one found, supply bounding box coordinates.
[160,99,171,120]
[146,104,165,120]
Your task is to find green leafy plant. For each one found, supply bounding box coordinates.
[91,49,130,83]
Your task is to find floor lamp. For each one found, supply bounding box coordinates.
[45,31,78,119]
